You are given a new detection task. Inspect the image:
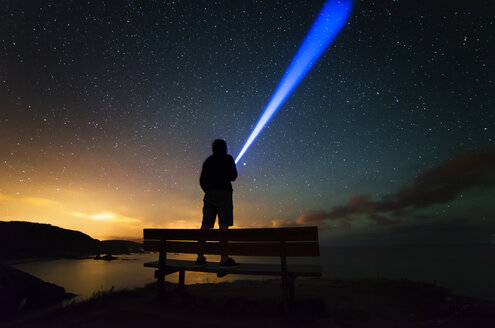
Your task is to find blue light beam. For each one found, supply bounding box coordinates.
[235,0,352,164]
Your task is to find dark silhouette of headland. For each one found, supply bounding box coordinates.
[0,221,142,261]
[0,221,99,261]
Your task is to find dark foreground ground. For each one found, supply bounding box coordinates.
[0,264,75,317]
[4,278,495,328]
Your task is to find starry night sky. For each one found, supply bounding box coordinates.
[1,0,494,243]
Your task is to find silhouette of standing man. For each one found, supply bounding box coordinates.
[196,139,239,266]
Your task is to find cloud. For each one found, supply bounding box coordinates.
[339,219,352,230]
[23,197,58,206]
[327,150,495,222]
[296,210,333,225]
[272,219,298,228]
[164,219,202,229]
[377,150,495,213]
[272,150,495,229]
[0,193,57,206]
[368,214,396,225]
[272,211,351,229]
[0,193,14,201]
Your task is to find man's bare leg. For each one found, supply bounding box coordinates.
[195,223,209,265]
[219,225,238,265]
[219,225,229,262]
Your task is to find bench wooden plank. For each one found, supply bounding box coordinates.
[143,226,322,312]
[143,240,320,256]
[144,259,322,277]
[143,227,318,242]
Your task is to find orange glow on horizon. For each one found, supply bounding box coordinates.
[0,185,271,240]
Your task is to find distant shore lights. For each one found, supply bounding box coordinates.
[235,0,352,164]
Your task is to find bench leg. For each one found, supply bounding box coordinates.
[282,274,296,313]
[157,242,167,298]
[288,275,296,309]
[179,270,185,291]
[282,274,289,313]
[156,270,165,297]
[289,275,296,300]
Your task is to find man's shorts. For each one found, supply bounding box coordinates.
[202,190,233,228]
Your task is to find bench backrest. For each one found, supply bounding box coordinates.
[143,227,319,257]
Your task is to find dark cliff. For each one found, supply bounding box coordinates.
[0,221,99,260]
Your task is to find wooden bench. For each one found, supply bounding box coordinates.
[143,226,321,308]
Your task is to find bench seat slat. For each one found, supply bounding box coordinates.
[143,227,318,242]
[143,240,320,257]
[144,259,322,277]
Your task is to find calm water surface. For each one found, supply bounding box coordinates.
[12,244,495,301]
[12,253,270,300]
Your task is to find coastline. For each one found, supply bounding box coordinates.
[1,249,146,266]
[5,278,495,328]
[0,264,75,322]
[9,244,495,302]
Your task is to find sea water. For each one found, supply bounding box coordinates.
[11,244,495,301]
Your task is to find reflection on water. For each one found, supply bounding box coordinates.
[11,253,277,300]
[13,253,158,300]
[11,244,495,302]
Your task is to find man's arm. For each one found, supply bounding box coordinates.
[199,162,207,191]
[228,155,238,181]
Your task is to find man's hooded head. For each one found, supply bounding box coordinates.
[212,139,227,154]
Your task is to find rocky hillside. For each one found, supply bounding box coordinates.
[0,221,99,260]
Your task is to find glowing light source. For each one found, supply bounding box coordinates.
[235,0,352,164]
[72,211,141,223]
